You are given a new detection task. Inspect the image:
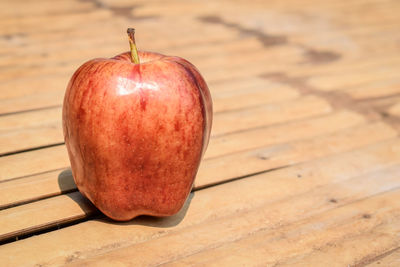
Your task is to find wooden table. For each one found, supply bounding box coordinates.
[1,0,400,265]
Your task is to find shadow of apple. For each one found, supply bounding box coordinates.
[57,169,193,228]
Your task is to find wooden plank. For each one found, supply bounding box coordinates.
[208,77,282,93]
[0,36,263,69]
[0,121,395,242]
[0,79,297,118]
[0,91,64,115]
[288,56,400,86]
[308,65,400,92]
[0,44,301,100]
[0,71,287,116]
[0,66,243,115]
[345,80,400,100]
[1,138,398,266]
[288,25,400,55]
[207,110,364,158]
[0,79,288,175]
[206,6,400,48]
[0,168,74,210]
[366,248,400,266]
[0,5,235,44]
[212,86,299,113]
[279,227,400,267]
[0,145,68,182]
[0,66,275,115]
[0,0,94,19]
[1,2,396,81]
[0,9,112,35]
[0,191,95,242]
[0,108,63,155]
[198,121,396,187]
[0,95,330,155]
[387,102,400,117]
[192,44,301,73]
[132,0,392,18]
[257,55,398,91]
[0,22,236,61]
[1,0,400,265]
[158,169,400,267]
[7,23,400,116]
[0,36,261,84]
[2,32,396,115]
[0,110,364,209]
[212,95,331,136]
[0,74,69,101]
[0,109,351,182]
[0,107,60,132]
[0,28,251,67]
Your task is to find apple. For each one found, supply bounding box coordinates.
[62,29,212,221]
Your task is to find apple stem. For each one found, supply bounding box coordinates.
[127,28,140,64]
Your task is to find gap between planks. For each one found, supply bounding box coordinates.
[0,119,396,243]
[0,109,366,208]
[1,137,400,266]
[0,94,330,156]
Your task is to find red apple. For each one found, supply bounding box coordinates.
[62,29,212,221]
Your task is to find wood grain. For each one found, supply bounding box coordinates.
[366,248,400,266]
[0,109,357,182]
[0,94,330,155]
[1,0,400,265]
[1,138,399,266]
[0,110,368,210]
[0,120,395,242]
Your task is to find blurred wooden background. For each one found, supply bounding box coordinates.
[1,0,400,266]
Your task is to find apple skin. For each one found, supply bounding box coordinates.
[62,51,212,221]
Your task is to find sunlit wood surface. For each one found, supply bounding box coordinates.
[1,0,400,265]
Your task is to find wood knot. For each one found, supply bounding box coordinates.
[362,214,371,219]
